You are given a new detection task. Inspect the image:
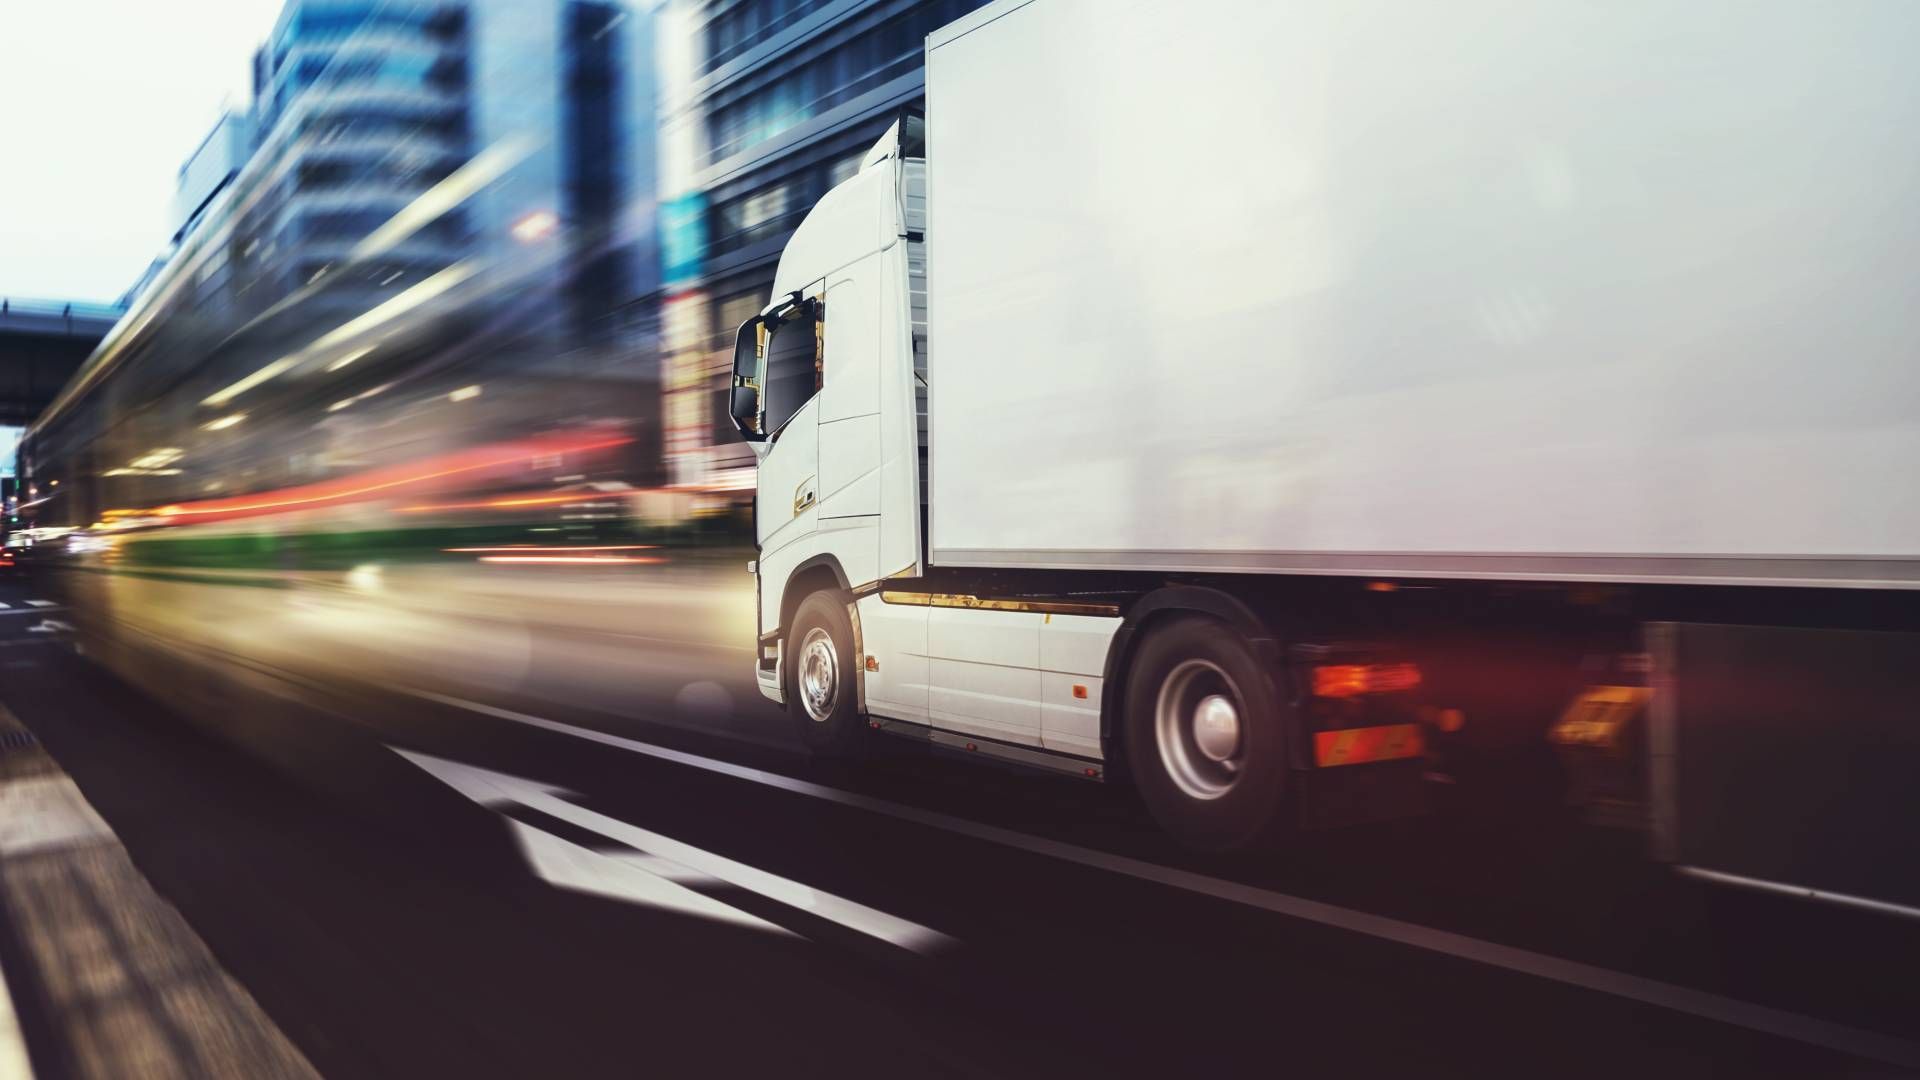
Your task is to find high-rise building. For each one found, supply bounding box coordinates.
[230,0,659,336]
[172,111,256,247]
[96,0,671,495]
[654,0,986,497]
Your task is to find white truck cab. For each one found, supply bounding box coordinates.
[730,119,1125,763]
[729,120,930,712]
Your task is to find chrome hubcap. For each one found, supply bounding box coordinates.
[1155,659,1246,800]
[1193,694,1242,762]
[798,627,838,722]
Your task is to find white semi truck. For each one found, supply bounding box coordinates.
[729,0,1920,876]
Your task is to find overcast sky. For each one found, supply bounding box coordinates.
[0,0,284,303]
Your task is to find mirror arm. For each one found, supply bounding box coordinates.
[760,290,805,321]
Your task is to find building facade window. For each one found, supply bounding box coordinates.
[702,0,833,75]
[702,0,980,166]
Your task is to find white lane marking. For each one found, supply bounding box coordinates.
[0,610,60,618]
[395,748,952,955]
[404,686,1920,1072]
[0,602,10,609]
[1679,866,1920,922]
[23,601,54,609]
[505,819,794,937]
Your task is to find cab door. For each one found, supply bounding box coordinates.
[754,289,825,560]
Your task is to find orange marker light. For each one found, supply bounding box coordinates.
[1072,684,1088,699]
[865,656,879,672]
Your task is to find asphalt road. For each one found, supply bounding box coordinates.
[0,569,1915,1078]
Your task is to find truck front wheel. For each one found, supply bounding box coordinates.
[786,591,863,754]
[1123,616,1290,853]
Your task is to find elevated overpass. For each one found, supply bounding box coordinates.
[0,297,122,426]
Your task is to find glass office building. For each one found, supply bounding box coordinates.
[655,0,985,499]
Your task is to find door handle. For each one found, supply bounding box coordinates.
[794,478,816,515]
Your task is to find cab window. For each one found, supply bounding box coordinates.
[762,300,821,435]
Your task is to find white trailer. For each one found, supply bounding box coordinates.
[728,0,1920,853]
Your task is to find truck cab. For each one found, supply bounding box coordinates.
[728,120,929,710]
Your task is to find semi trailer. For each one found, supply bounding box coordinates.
[728,0,1920,879]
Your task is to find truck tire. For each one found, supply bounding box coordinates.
[787,591,863,754]
[1123,616,1290,853]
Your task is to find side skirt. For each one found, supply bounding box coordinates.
[867,715,1108,782]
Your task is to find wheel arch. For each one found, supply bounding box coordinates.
[1099,584,1283,766]
[777,555,856,712]
[779,555,851,637]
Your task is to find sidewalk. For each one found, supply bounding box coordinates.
[0,705,318,1080]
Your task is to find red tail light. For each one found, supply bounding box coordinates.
[1313,662,1422,698]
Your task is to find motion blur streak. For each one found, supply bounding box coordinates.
[349,136,540,263]
[197,355,299,409]
[125,434,634,522]
[397,493,630,513]
[445,546,658,553]
[201,261,482,406]
[475,556,664,565]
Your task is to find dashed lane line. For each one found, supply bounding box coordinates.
[400,686,1920,1072]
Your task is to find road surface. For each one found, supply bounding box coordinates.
[0,565,1913,1078]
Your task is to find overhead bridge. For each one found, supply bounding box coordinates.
[0,297,123,426]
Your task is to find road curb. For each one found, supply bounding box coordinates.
[0,702,318,1079]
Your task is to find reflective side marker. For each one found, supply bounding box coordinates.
[1072,684,1088,699]
[865,655,879,672]
[1314,723,1425,767]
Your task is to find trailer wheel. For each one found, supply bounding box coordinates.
[786,591,863,754]
[1123,616,1289,853]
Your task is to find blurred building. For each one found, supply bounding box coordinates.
[235,0,660,337]
[172,111,256,247]
[654,0,985,497]
[116,256,169,311]
[42,0,675,520]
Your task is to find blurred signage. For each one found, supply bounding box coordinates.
[660,192,708,286]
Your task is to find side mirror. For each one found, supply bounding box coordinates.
[728,316,765,441]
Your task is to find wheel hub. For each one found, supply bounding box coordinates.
[798,627,838,722]
[1154,658,1247,801]
[1192,694,1241,762]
